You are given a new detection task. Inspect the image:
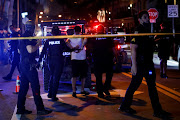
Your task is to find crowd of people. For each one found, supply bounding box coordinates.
[0,10,173,119]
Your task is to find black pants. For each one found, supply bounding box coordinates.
[48,57,64,98]
[8,52,20,77]
[121,63,162,113]
[17,62,44,111]
[94,60,113,94]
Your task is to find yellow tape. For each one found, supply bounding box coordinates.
[0,33,180,40]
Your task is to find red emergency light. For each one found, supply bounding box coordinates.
[117,45,121,50]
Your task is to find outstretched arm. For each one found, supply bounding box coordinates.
[130,43,138,75]
[26,39,42,53]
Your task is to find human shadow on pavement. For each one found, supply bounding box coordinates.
[74,95,147,113]
[18,114,54,120]
[107,97,147,107]
[123,112,174,120]
[121,113,152,120]
[75,96,116,112]
[131,98,147,106]
[51,101,79,116]
[35,115,54,120]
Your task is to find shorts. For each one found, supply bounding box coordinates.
[71,60,88,78]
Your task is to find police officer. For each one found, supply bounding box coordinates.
[155,23,171,78]
[92,24,115,98]
[0,29,4,64]
[39,26,66,101]
[119,11,171,119]
[16,21,52,115]
[3,25,20,80]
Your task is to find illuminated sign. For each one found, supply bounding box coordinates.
[97,10,105,22]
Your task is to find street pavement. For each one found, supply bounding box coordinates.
[0,61,180,120]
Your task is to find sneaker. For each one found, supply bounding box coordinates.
[47,94,52,98]
[37,109,52,115]
[2,76,12,80]
[51,97,59,101]
[98,93,104,98]
[103,89,110,96]
[160,74,168,78]
[81,91,90,95]
[153,110,172,118]
[72,92,77,97]
[16,109,32,114]
[118,106,137,114]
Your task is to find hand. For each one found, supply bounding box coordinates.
[131,64,137,76]
[73,45,80,50]
[36,39,42,46]
[75,49,81,53]
[36,61,41,70]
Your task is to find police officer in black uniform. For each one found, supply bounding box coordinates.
[39,26,66,101]
[119,11,171,119]
[16,21,52,115]
[0,29,4,64]
[155,23,171,78]
[92,24,115,98]
[3,25,20,80]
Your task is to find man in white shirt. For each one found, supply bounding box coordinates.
[66,26,89,97]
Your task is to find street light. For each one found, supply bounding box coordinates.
[130,4,132,8]
[40,11,43,15]
[58,15,62,18]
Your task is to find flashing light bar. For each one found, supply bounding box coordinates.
[52,22,76,25]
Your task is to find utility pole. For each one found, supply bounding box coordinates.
[17,0,19,28]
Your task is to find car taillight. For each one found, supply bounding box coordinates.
[117,45,121,50]
[84,46,87,50]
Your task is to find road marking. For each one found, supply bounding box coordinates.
[126,72,180,97]
[156,87,180,102]
[11,105,21,120]
[156,82,180,97]
[122,72,180,102]
[29,89,143,100]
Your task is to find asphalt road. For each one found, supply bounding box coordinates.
[0,61,180,120]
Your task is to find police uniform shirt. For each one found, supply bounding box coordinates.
[9,32,19,53]
[40,38,66,59]
[157,29,171,55]
[19,31,37,64]
[93,37,114,61]
[131,24,154,64]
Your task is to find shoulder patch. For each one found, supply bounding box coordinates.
[131,38,135,42]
